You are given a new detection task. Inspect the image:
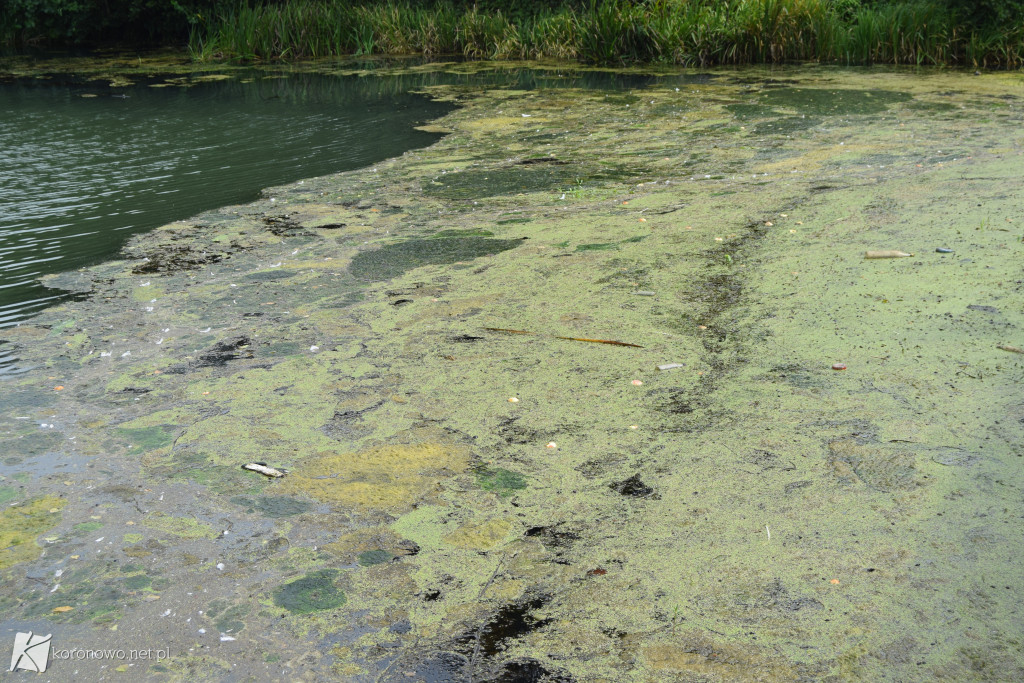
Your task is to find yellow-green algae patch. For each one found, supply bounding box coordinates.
[282,443,471,514]
[142,512,218,539]
[0,496,66,570]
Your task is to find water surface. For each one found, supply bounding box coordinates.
[0,72,454,332]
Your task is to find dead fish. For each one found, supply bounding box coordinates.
[997,344,1023,354]
[242,462,286,478]
[865,250,914,259]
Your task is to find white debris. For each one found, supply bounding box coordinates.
[241,463,286,478]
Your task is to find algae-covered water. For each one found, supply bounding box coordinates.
[0,57,1022,682]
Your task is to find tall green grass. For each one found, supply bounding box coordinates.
[186,0,1024,68]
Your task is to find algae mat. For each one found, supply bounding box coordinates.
[1,61,1023,682]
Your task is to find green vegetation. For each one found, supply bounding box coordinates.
[3,1,1024,67]
[184,0,1024,67]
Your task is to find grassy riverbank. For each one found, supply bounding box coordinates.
[3,0,1024,67]
[185,0,1024,67]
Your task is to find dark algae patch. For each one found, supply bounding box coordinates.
[273,570,346,614]
[349,236,524,281]
[357,549,394,566]
[758,86,912,115]
[1,61,1023,683]
[230,495,312,518]
[476,467,528,497]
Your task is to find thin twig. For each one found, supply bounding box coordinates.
[468,552,514,683]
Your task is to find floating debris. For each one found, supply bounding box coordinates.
[484,327,643,348]
[997,344,1023,354]
[553,336,643,348]
[631,379,644,386]
[241,463,287,478]
[832,363,847,370]
[865,250,914,259]
[484,327,534,335]
[609,474,655,498]
[657,363,684,371]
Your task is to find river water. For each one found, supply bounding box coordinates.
[0,71,454,333]
[0,65,657,373]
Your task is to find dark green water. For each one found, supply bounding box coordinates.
[0,72,454,332]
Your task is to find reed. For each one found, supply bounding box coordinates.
[183,0,1024,69]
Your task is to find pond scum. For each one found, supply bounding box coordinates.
[185,0,1024,68]
[0,60,1023,681]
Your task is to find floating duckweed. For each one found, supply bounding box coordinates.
[273,570,346,614]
